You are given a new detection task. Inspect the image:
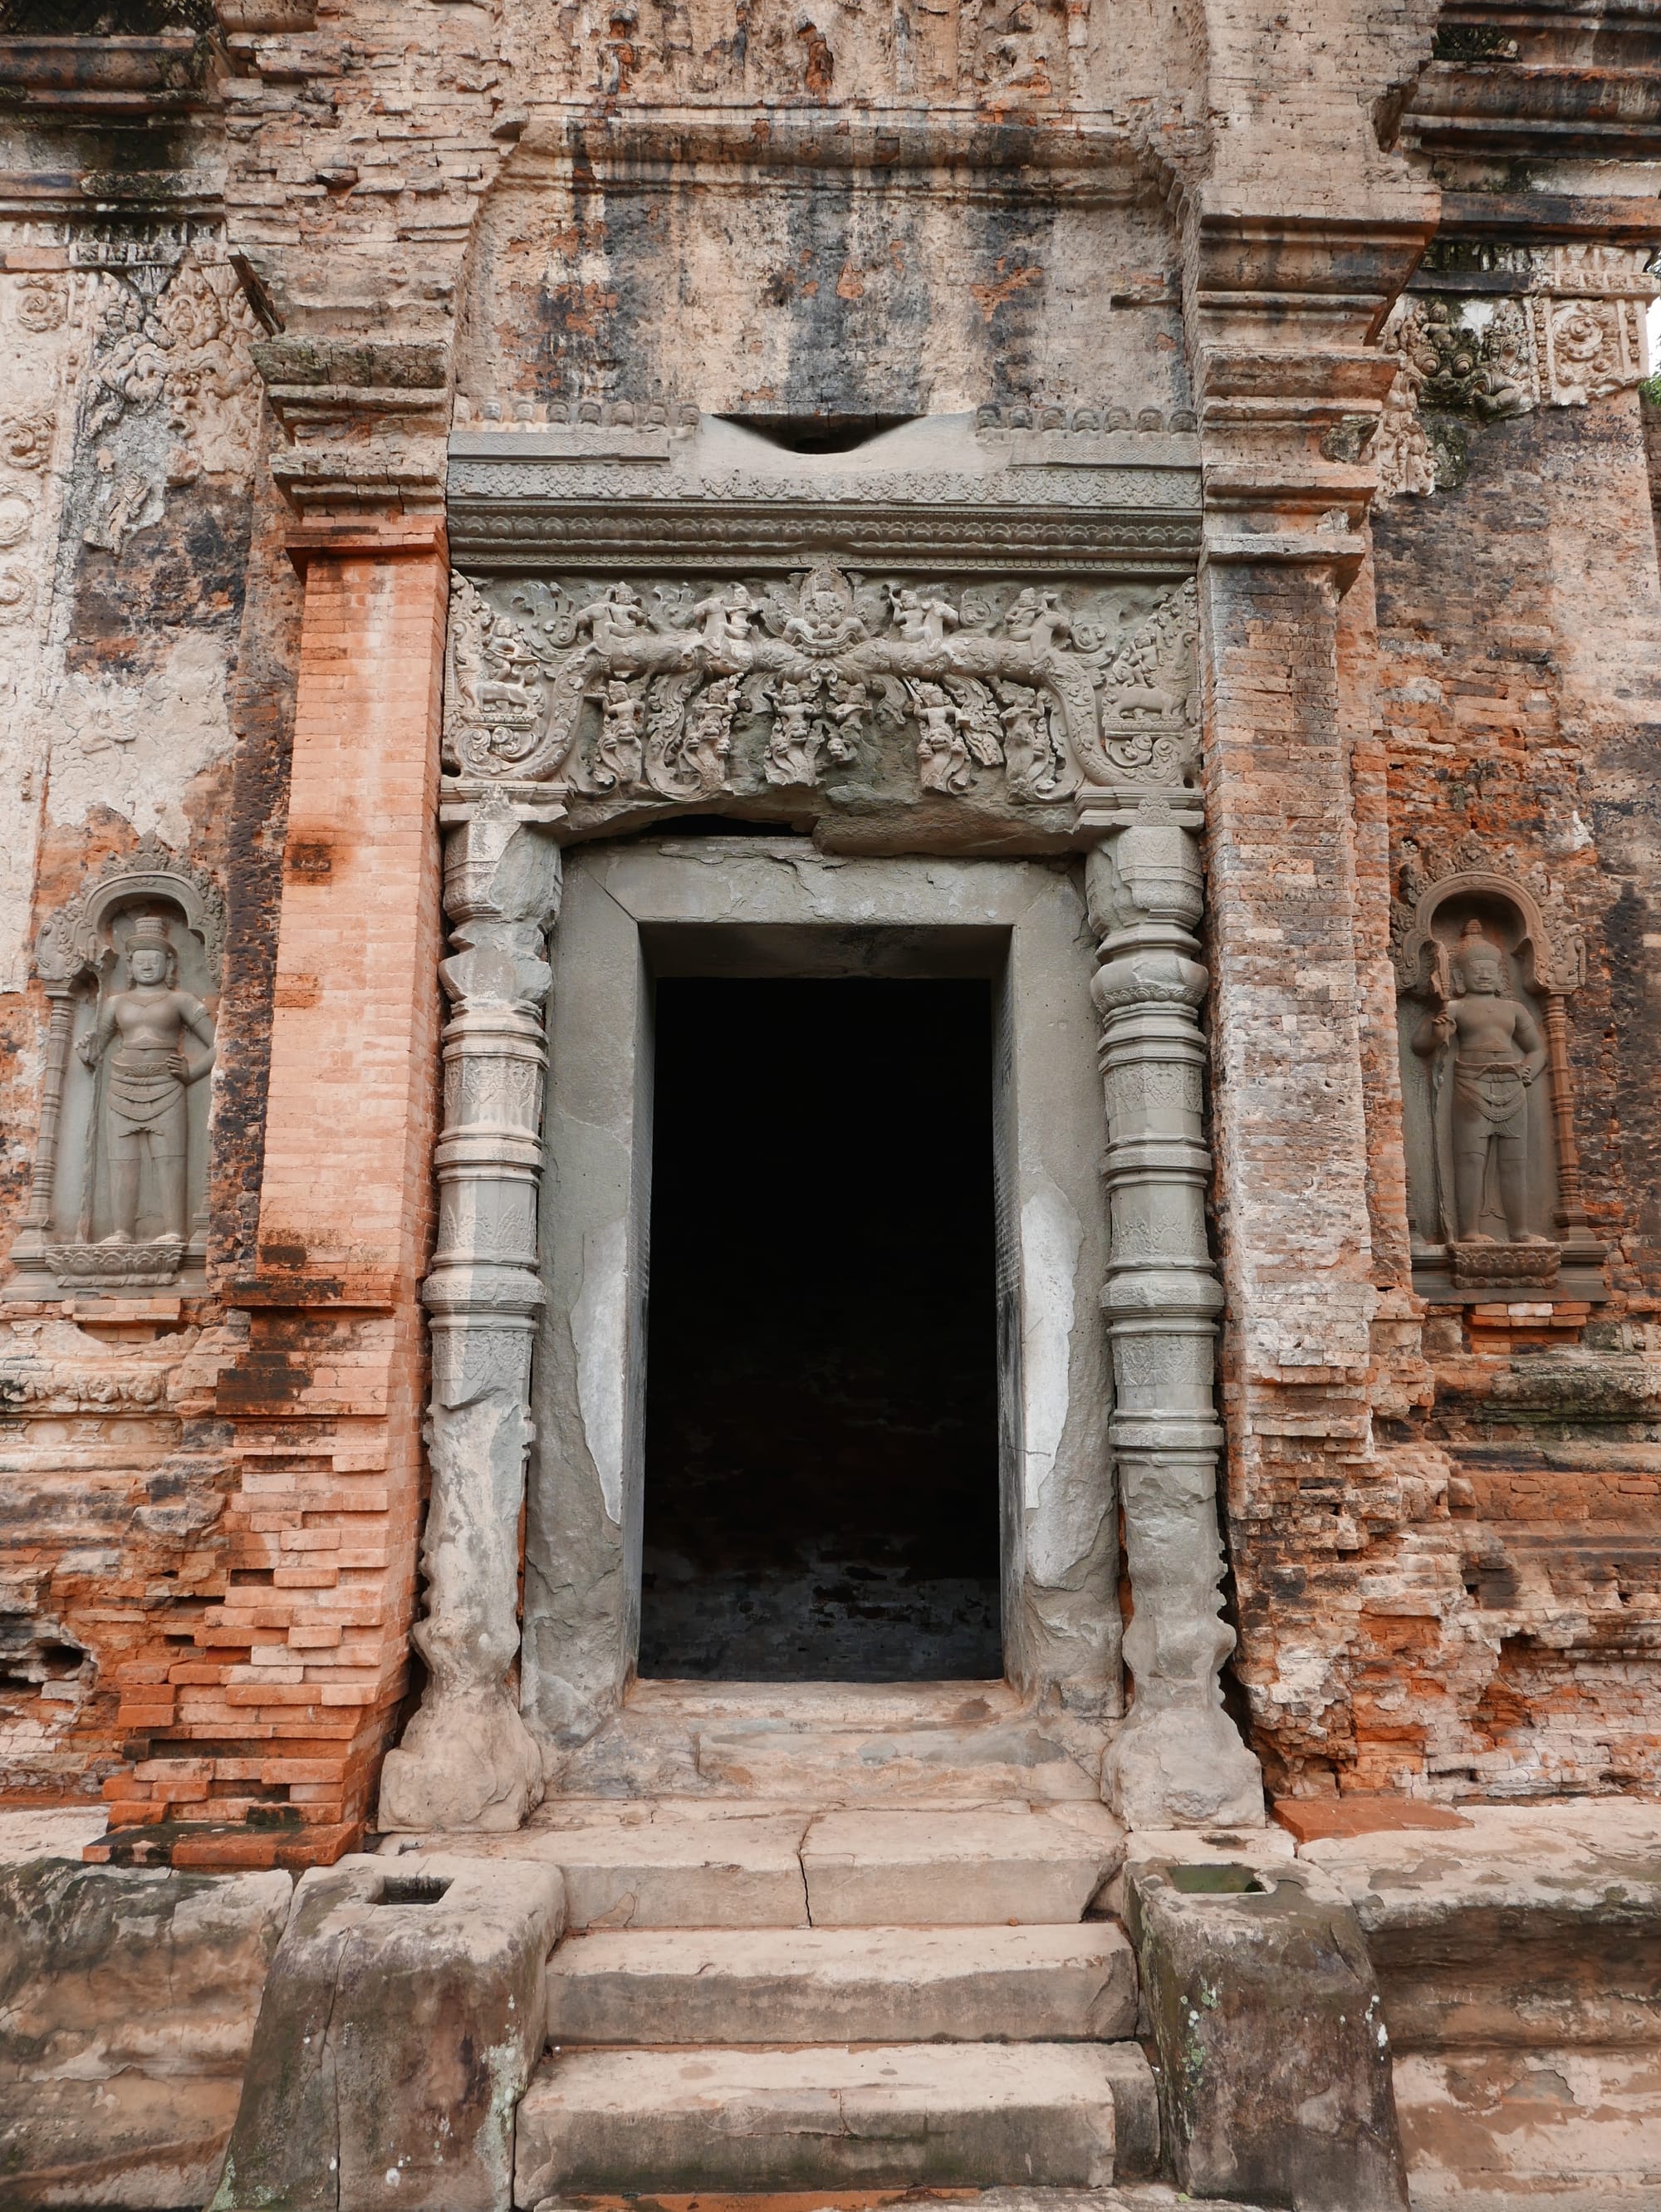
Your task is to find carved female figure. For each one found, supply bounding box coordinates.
[77,915,217,1245]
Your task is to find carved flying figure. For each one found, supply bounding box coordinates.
[889,586,959,647]
[1002,586,1072,659]
[76,915,215,1247]
[688,582,758,660]
[575,581,653,655]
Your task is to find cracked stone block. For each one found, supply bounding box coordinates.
[211,1852,564,2212]
[0,1856,292,2210]
[1127,1858,1409,2210]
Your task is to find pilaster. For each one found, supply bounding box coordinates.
[100,439,453,1862]
[1184,196,1437,1781]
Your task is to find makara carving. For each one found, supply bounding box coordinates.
[443,567,1199,812]
[1394,839,1600,1295]
[13,838,224,1292]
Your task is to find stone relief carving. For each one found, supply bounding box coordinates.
[443,566,1199,815]
[12,838,224,1292]
[1393,839,1600,1294]
[1375,279,1654,501]
[71,255,259,557]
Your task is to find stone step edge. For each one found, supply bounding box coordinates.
[527,2194,1271,2212]
[515,2042,1161,2193]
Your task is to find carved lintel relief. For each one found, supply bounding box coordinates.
[1392,840,1604,1301]
[378,791,565,1835]
[443,566,1200,825]
[12,837,223,1294]
[1083,795,1265,1830]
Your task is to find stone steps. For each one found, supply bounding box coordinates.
[514,2042,1159,2200]
[546,1921,1139,2045]
[460,1784,1146,2204]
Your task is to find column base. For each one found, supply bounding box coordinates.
[378,1685,545,1833]
[1104,1703,1265,1830]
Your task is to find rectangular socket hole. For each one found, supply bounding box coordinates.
[379,1873,452,1906]
[1169,1863,1269,1896]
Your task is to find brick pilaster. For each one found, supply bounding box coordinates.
[93,519,448,1869]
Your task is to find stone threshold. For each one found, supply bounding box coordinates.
[544,1677,1115,1805]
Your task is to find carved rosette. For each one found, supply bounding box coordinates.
[1085,799,1264,1829]
[378,793,565,1834]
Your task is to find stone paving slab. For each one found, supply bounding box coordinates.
[0,1807,108,1863]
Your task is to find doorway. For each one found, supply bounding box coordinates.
[639,978,1002,1680]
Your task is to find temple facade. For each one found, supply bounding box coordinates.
[2,0,1661,2205]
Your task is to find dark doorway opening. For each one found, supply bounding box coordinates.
[639,978,1002,1680]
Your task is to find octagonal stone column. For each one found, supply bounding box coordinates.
[379,793,564,1833]
[1085,796,1264,1829]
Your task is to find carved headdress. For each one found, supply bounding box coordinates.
[1452,919,1507,990]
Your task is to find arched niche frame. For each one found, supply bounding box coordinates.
[12,836,226,1293]
[1392,859,1604,1300]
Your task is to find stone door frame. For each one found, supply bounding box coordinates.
[522,840,1119,1748]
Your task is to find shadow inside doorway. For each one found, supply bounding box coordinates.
[639,977,1002,1681]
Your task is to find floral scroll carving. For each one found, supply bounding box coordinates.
[443,566,1199,811]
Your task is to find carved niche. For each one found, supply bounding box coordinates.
[1392,841,1602,1298]
[443,566,1200,830]
[12,838,224,1293]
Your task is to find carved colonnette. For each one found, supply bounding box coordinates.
[385,414,1264,1832]
[1081,794,1263,1827]
[379,793,565,1832]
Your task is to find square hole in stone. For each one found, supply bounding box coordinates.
[378,1873,452,1905]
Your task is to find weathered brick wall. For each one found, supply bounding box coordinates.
[1230,386,1661,1802]
[0,241,272,1807]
